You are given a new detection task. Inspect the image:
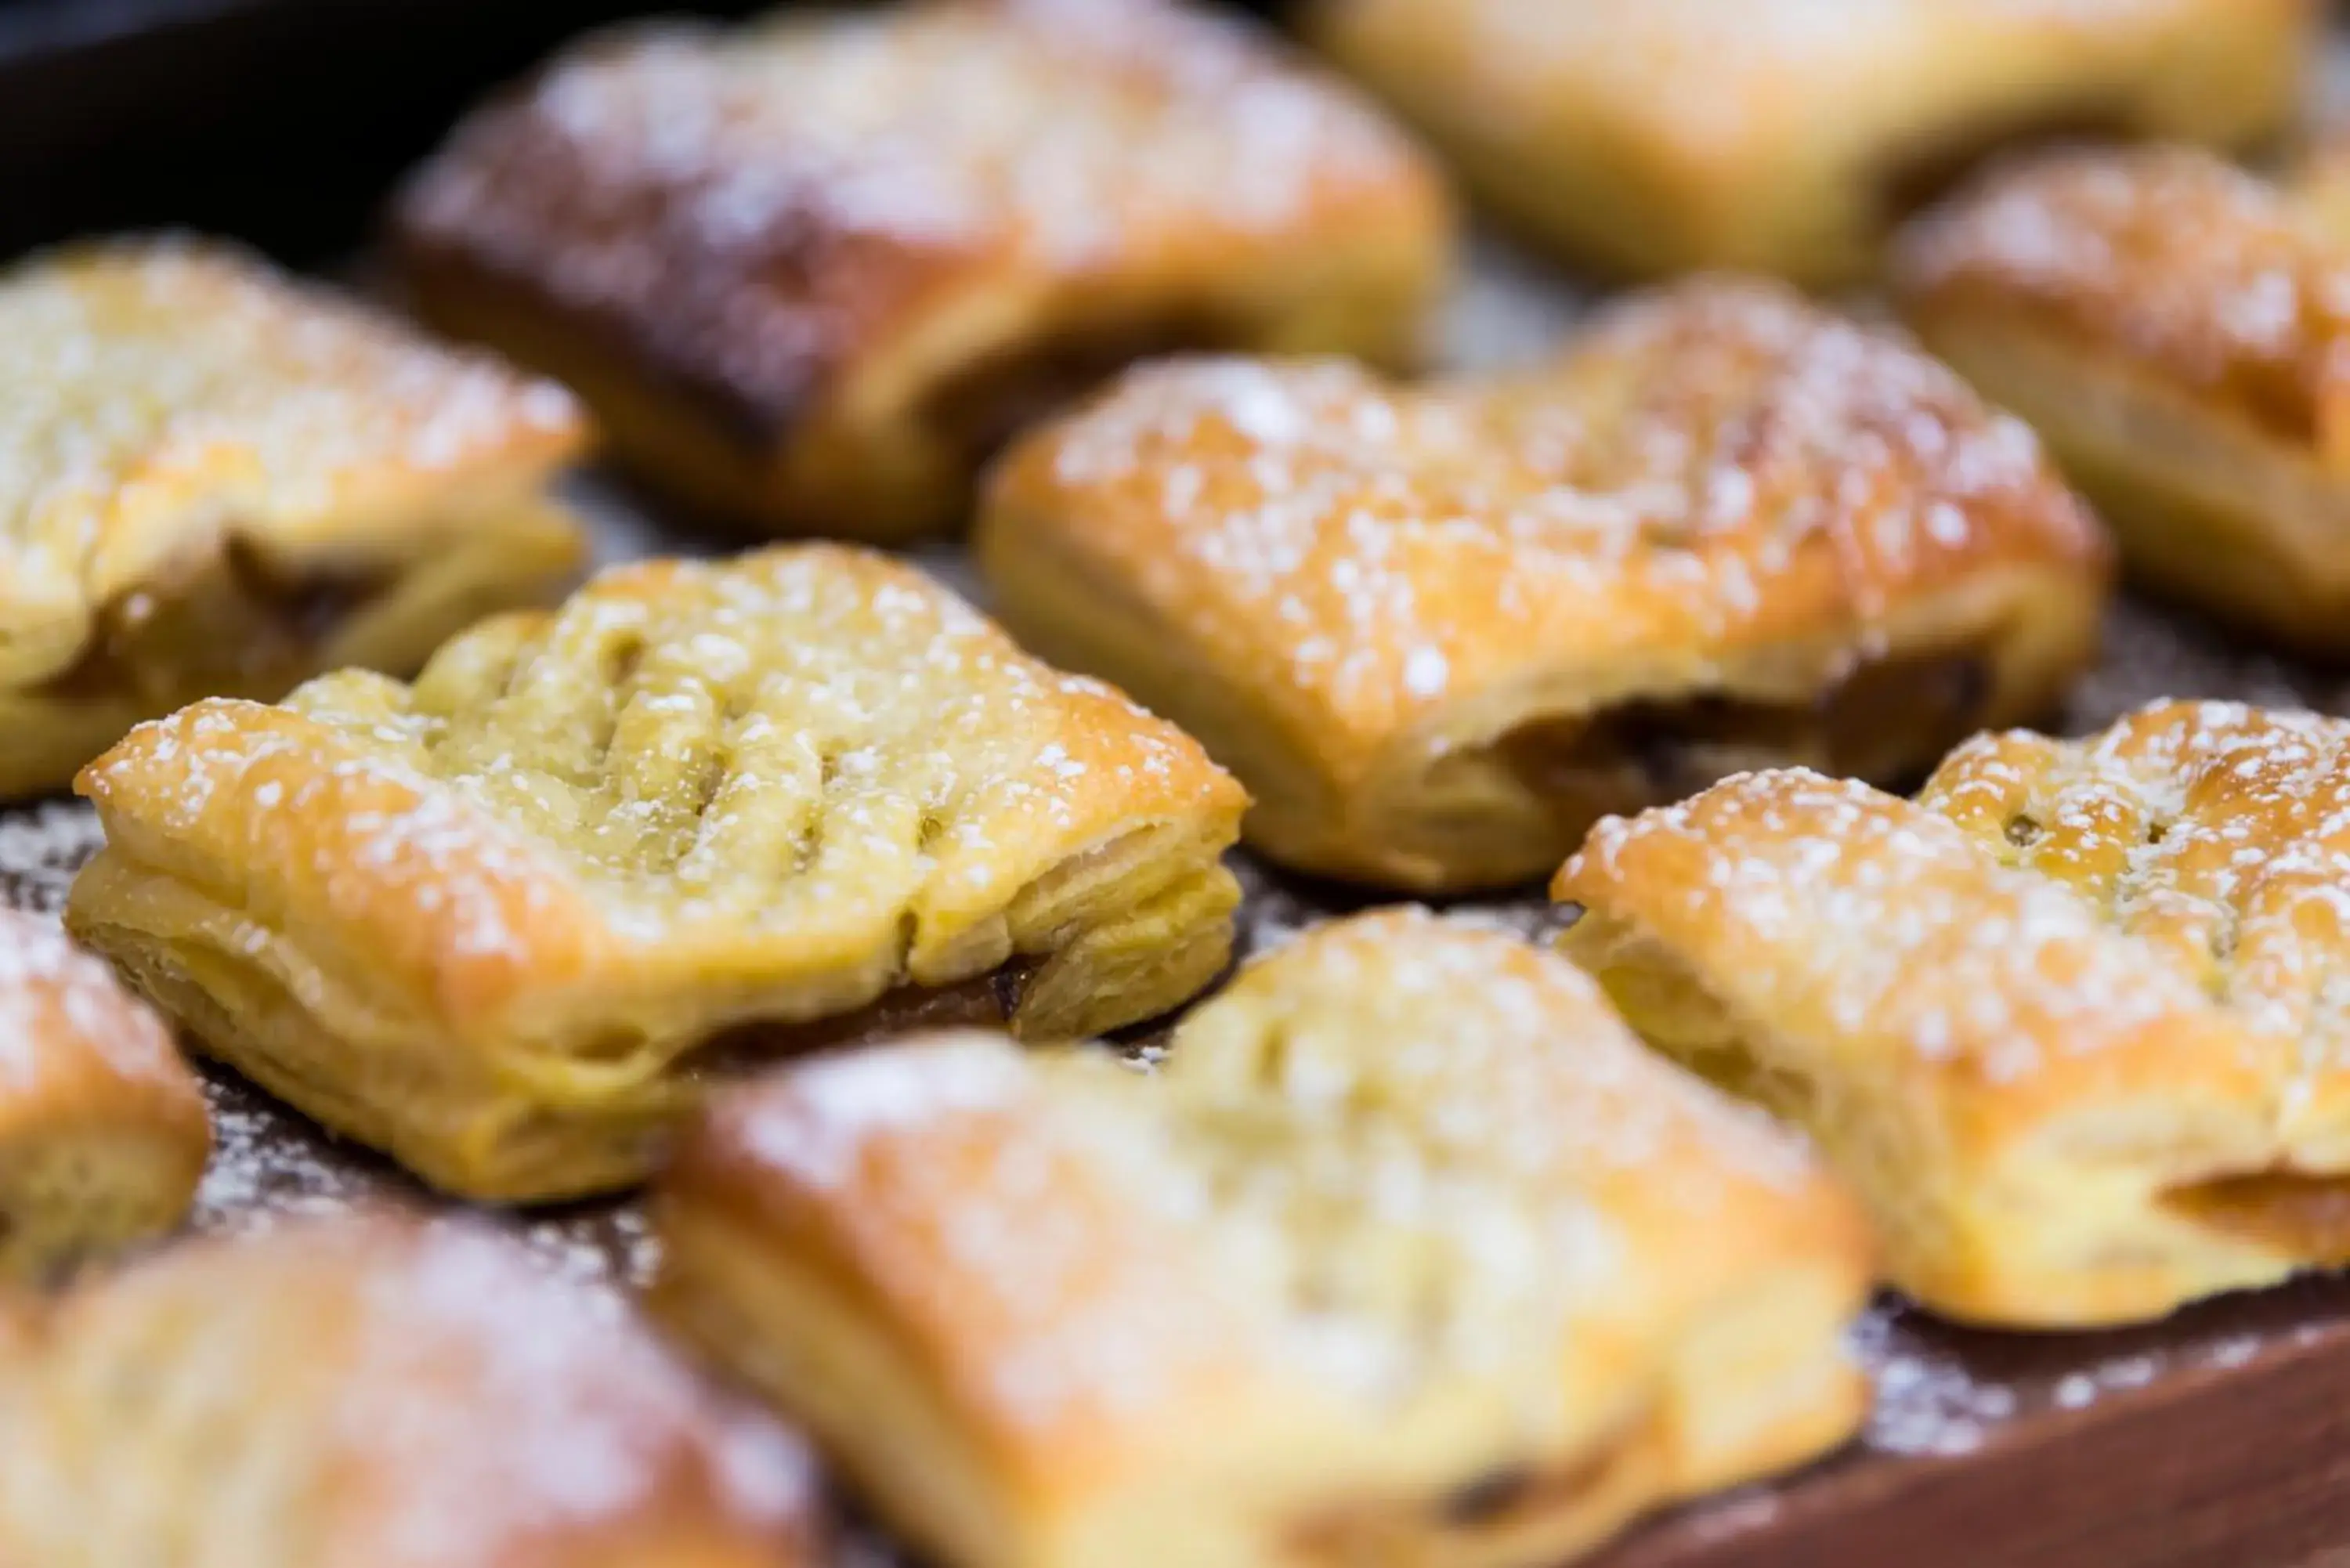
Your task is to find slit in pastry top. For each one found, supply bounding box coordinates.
[1556,699,2350,1328]
[64,544,1246,1203]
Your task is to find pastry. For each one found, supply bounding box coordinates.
[0,908,207,1281]
[393,0,1452,541]
[66,544,1246,1202]
[0,236,591,800]
[1311,0,2312,284]
[1893,146,2350,650]
[978,276,2111,892]
[653,909,1871,1568]
[1555,701,2350,1328]
[0,1209,826,1568]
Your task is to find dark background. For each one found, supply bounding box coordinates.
[0,0,1289,261]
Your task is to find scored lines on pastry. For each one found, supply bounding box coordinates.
[65,544,1247,1203]
[0,236,591,802]
[979,275,2112,894]
[394,0,1454,541]
[652,908,1871,1568]
[1556,700,2350,1328]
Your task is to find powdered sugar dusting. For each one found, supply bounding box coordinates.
[17,218,2350,1555]
[0,905,190,1099]
[81,544,1238,1038]
[1925,699,2350,1134]
[398,0,1426,431]
[1,1213,818,1566]
[0,800,105,913]
[707,912,1855,1444]
[1894,147,2350,432]
[0,237,580,681]
[1572,766,2223,1082]
[1026,276,2095,732]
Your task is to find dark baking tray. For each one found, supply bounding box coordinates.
[8,4,2350,1566]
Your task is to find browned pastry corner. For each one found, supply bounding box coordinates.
[653,909,1871,1568]
[1556,700,2350,1328]
[0,907,207,1281]
[1893,144,2350,651]
[65,544,1246,1203]
[0,235,592,801]
[979,276,2110,893]
[393,0,1453,542]
[0,1209,826,1568]
[1309,0,2312,285]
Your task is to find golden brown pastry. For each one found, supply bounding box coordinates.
[654,909,1871,1568]
[0,1209,826,1568]
[393,0,1452,542]
[0,908,208,1281]
[1311,0,2312,285]
[1556,701,2350,1328]
[65,544,1247,1203]
[979,276,2111,893]
[1893,146,2350,650]
[0,237,591,800]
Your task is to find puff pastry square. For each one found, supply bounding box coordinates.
[65,544,1246,1202]
[0,1210,825,1568]
[1311,0,2311,284]
[1893,146,2350,650]
[0,237,591,801]
[0,909,208,1281]
[1556,701,2350,1328]
[393,0,1452,542]
[653,909,1870,1568]
[980,277,2111,892]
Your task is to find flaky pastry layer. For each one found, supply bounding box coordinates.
[655,910,1868,1568]
[67,545,1246,1201]
[981,276,2110,892]
[0,908,208,1281]
[1558,703,2350,1328]
[396,0,1452,540]
[1895,146,2350,649]
[0,236,591,798]
[1313,0,2312,283]
[0,1210,824,1568]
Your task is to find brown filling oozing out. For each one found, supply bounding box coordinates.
[1498,649,1995,812]
[686,959,1040,1082]
[1873,110,2130,222]
[2163,1171,2350,1265]
[41,539,386,704]
[918,313,1235,466]
[1289,1438,1643,1567]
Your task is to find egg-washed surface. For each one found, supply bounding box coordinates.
[394,0,1449,540]
[653,910,1867,1568]
[66,544,1245,1202]
[1310,0,2310,284]
[980,276,2106,892]
[0,237,591,799]
[15,234,2350,1556]
[1554,713,2350,1328]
